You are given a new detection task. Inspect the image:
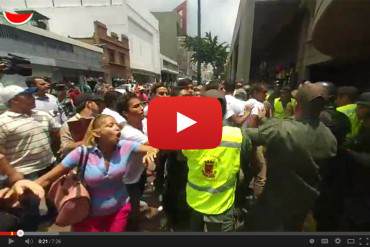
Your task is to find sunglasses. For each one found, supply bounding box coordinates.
[158,92,168,96]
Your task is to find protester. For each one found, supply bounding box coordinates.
[35,114,158,232]
[177,78,194,96]
[224,82,251,127]
[102,91,126,127]
[150,83,169,98]
[0,152,46,231]
[144,83,169,116]
[25,76,65,126]
[66,81,81,104]
[117,93,151,231]
[234,81,248,101]
[0,85,59,179]
[59,94,104,156]
[135,84,149,103]
[154,89,192,231]
[0,85,60,230]
[243,83,269,198]
[52,83,76,119]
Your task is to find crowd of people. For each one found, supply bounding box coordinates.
[0,63,370,232]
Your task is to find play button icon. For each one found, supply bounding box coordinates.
[148,96,223,150]
[177,112,197,133]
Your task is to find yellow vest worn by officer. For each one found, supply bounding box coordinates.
[273,97,297,119]
[182,126,242,215]
[337,103,361,138]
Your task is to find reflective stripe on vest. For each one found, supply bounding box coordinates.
[187,176,237,194]
[220,141,241,148]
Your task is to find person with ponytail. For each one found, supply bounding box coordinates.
[30,114,158,232]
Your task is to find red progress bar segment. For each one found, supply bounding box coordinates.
[0,232,16,236]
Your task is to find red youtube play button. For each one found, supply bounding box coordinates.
[147,97,223,150]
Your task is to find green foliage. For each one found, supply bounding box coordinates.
[184,32,229,78]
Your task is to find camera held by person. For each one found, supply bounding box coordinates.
[0,53,32,76]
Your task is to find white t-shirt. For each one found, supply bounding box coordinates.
[144,105,148,117]
[225,95,247,119]
[245,98,265,116]
[35,93,63,127]
[120,123,148,184]
[102,108,127,125]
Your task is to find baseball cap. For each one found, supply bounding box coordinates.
[74,93,104,112]
[296,83,327,106]
[356,92,370,107]
[0,85,37,104]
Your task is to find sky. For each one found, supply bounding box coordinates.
[134,0,240,45]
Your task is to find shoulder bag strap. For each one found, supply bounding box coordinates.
[78,146,89,181]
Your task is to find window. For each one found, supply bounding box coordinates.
[120,53,126,65]
[107,48,115,63]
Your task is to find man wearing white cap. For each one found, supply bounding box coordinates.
[0,85,59,180]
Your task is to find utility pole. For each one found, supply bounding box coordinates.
[197,0,202,84]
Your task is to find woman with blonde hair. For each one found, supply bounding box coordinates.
[27,114,158,232]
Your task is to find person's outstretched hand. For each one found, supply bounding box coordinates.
[12,179,45,200]
[0,187,19,208]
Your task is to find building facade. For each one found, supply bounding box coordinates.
[1,0,161,83]
[75,21,131,83]
[0,14,103,86]
[152,12,179,83]
[229,0,370,89]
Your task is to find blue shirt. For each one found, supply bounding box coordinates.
[62,140,140,216]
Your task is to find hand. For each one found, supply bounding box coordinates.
[0,187,19,208]
[258,107,267,119]
[142,150,157,167]
[11,179,45,200]
[244,105,253,116]
[0,63,5,72]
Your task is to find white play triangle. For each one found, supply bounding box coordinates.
[177,112,197,133]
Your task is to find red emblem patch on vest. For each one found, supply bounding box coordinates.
[202,160,216,178]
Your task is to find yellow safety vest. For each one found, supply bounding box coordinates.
[273,97,297,119]
[182,126,242,215]
[336,104,361,138]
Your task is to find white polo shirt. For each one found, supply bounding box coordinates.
[0,110,58,175]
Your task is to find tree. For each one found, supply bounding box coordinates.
[184,32,229,80]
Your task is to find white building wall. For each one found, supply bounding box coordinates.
[126,0,160,74]
[0,0,161,75]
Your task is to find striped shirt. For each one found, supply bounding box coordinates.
[61,140,140,216]
[0,110,58,175]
